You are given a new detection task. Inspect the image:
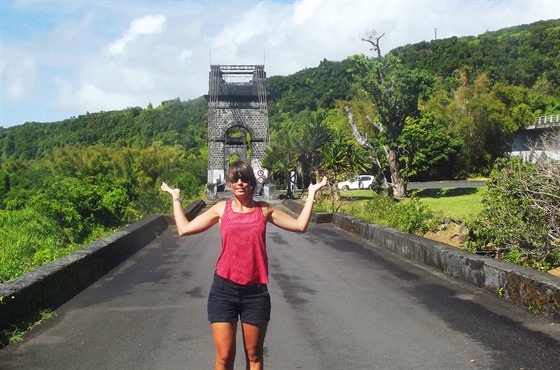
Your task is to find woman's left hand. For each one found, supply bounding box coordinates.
[308,176,328,195]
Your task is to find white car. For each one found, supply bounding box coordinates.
[337,175,374,190]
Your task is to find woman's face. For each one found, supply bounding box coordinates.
[228,175,253,197]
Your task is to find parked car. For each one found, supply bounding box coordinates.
[337,175,374,190]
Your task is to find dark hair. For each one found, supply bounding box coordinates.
[227,160,257,190]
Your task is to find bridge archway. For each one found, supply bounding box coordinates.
[205,65,269,195]
[223,125,253,181]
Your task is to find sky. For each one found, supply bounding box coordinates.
[1,0,559,128]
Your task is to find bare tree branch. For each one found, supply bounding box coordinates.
[361,30,385,59]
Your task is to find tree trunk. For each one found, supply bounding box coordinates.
[344,105,389,191]
[387,146,407,197]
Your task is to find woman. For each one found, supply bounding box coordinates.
[161,160,328,370]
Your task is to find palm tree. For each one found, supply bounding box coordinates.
[262,131,298,198]
[294,112,333,183]
[320,133,352,181]
[320,133,373,207]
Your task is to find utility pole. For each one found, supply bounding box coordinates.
[434,27,437,40]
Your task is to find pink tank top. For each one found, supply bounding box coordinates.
[216,201,268,285]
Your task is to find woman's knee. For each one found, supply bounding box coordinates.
[214,336,237,367]
[245,347,264,364]
[215,354,236,370]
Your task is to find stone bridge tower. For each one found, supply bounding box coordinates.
[206,65,269,197]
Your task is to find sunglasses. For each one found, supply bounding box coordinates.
[228,176,252,183]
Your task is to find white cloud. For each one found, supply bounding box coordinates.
[292,0,319,25]
[180,49,193,62]
[107,14,166,55]
[53,72,147,113]
[1,52,37,101]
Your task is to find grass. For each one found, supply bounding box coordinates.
[407,186,487,221]
[336,185,487,222]
[329,185,487,247]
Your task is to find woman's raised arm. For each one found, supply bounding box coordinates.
[161,182,222,236]
[268,176,328,232]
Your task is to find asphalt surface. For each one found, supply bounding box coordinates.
[1,220,559,369]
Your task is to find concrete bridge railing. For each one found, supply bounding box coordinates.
[2,198,559,334]
[534,114,560,125]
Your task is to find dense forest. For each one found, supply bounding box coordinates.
[1,19,559,282]
[394,20,560,92]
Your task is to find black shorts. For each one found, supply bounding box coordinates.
[207,273,271,324]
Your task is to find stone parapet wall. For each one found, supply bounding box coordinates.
[280,199,333,223]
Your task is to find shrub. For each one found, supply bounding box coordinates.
[353,193,436,235]
[465,155,560,271]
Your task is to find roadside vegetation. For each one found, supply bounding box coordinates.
[334,185,486,221]
[313,183,485,246]
[313,142,560,272]
[0,309,54,348]
[0,143,206,283]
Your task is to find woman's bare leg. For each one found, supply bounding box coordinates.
[212,322,237,370]
[241,322,268,370]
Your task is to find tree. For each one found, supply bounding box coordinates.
[261,136,297,198]
[319,133,370,182]
[319,132,371,207]
[263,110,332,195]
[399,115,463,181]
[526,129,560,246]
[438,71,525,175]
[294,112,333,183]
[345,31,433,196]
[263,109,368,200]
[342,104,388,191]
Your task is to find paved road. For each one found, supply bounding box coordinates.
[1,221,559,369]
